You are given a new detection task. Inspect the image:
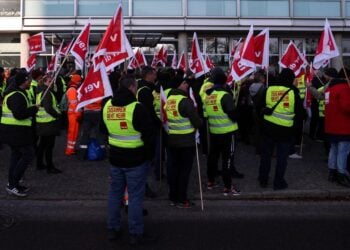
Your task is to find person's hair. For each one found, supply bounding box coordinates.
[278,68,295,86]
[141,66,155,79]
[119,75,137,89]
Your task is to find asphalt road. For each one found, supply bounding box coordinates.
[0,200,349,250]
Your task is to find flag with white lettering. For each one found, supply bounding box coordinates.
[160,86,169,133]
[229,41,254,81]
[254,28,269,69]
[151,46,167,68]
[76,64,112,110]
[205,55,215,69]
[60,39,74,57]
[189,32,209,78]
[177,51,186,71]
[26,54,37,72]
[71,22,91,70]
[28,32,46,54]
[279,41,308,76]
[128,48,148,69]
[313,19,339,69]
[240,25,256,69]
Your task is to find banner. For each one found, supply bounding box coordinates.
[71,22,91,70]
[28,32,46,54]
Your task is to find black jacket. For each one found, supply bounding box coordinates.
[167,88,202,148]
[257,82,305,142]
[36,85,61,136]
[0,85,38,146]
[137,79,160,128]
[103,86,155,168]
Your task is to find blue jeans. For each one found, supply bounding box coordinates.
[259,134,292,187]
[328,142,350,174]
[107,161,149,235]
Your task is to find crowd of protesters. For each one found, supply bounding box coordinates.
[0,64,350,245]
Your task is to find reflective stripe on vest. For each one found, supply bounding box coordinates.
[103,100,144,148]
[1,91,32,126]
[165,95,195,135]
[36,91,61,123]
[317,86,325,117]
[199,79,214,118]
[264,86,295,127]
[204,90,238,134]
[152,90,161,119]
[296,75,306,99]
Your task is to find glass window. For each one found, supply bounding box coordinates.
[78,0,129,16]
[0,0,20,17]
[0,56,20,68]
[133,0,182,16]
[240,0,289,17]
[293,0,340,17]
[305,38,318,55]
[24,0,74,16]
[347,1,350,16]
[282,39,304,53]
[205,37,229,54]
[188,0,236,16]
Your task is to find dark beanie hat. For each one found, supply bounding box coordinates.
[210,67,227,85]
[31,69,44,80]
[279,68,295,86]
[324,68,338,78]
[171,74,185,89]
[15,72,29,85]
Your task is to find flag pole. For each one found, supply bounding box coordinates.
[195,138,204,211]
[159,126,163,190]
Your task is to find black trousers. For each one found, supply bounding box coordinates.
[167,146,195,203]
[207,132,234,189]
[37,135,56,168]
[9,145,34,188]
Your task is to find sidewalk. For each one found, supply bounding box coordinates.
[0,133,349,201]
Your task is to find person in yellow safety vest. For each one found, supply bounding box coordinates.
[199,77,214,118]
[35,75,62,174]
[258,68,304,190]
[65,74,83,155]
[0,72,39,197]
[203,67,241,196]
[165,74,202,208]
[27,69,43,105]
[296,72,306,100]
[0,67,6,118]
[103,76,156,245]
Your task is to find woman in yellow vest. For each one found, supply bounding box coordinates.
[165,74,202,208]
[36,75,62,174]
[258,68,304,190]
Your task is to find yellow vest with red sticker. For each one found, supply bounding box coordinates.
[103,100,144,148]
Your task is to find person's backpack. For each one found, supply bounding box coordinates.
[87,139,105,161]
[58,93,68,112]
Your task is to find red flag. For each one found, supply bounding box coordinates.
[189,32,209,78]
[313,19,339,69]
[47,43,62,73]
[128,48,148,69]
[205,55,215,69]
[160,86,169,133]
[28,32,46,54]
[26,54,37,72]
[151,46,167,68]
[60,39,74,57]
[171,50,177,69]
[229,42,254,81]
[177,51,186,71]
[71,22,91,70]
[189,87,200,144]
[254,28,269,69]
[240,25,256,69]
[230,39,242,59]
[279,41,308,76]
[76,65,113,110]
[226,67,233,85]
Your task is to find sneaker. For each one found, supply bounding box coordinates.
[107,229,122,241]
[223,186,241,196]
[6,186,27,197]
[17,185,30,193]
[289,153,302,159]
[176,201,194,209]
[129,233,158,246]
[207,182,218,190]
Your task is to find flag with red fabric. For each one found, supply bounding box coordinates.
[171,50,177,69]
[60,39,74,57]
[151,46,167,68]
[313,19,339,69]
[240,25,256,69]
[26,54,37,72]
[189,32,209,78]
[128,48,148,69]
[92,3,133,71]
[160,86,169,133]
[189,87,200,144]
[76,64,112,110]
[47,43,62,73]
[70,22,91,70]
[254,28,269,69]
[205,55,215,69]
[28,32,46,54]
[229,41,254,81]
[279,41,308,76]
[177,51,186,71]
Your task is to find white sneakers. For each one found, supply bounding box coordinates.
[289,153,303,159]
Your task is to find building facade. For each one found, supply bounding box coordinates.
[1,0,350,71]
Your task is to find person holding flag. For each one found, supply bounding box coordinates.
[165,73,202,208]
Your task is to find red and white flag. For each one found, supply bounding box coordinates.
[189,32,209,78]
[93,3,133,71]
[76,64,113,110]
[26,54,37,72]
[313,19,340,69]
[177,51,186,71]
[226,67,234,85]
[47,43,63,73]
[171,50,177,69]
[230,39,242,61]
[60,39,74,57]
[229,42,254,81]
[160,86,169,133]
[71,22,91,70]
[254,28,269,69]
[205,55,215,69]
[240,25,256,69]
[189,87,200,144]
[279,41,308,76]
[28,32,46,54]
[128,48,147,69]
[151,46,167,68]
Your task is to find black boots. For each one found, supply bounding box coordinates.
[328,169,337,182]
